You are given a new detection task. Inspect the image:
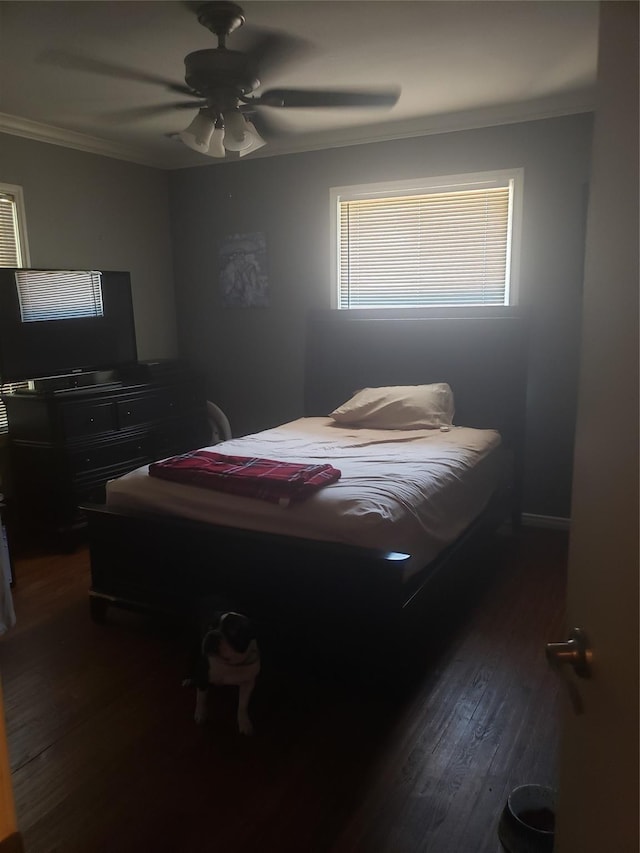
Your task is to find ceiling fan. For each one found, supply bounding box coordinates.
[175,1,400,158]
[44,1,400,159]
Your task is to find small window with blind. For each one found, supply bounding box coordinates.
[0,183,31,433]
[330,170,523,309]
[1,184,29,268]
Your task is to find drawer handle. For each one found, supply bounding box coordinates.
[89,417,95,424]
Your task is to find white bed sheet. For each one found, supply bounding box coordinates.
[106,417,502,581]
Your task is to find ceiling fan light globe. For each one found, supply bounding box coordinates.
[223,133,249,152]
[239,121,266,157]
[222,109,248,148]
[223,117,265,153]
[205,126,226,158]
[178,110,215,153]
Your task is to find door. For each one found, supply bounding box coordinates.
[554,3,639,852]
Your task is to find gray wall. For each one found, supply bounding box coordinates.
[0,133,178,360]
[0,116,593,519]
[169,113,593,519]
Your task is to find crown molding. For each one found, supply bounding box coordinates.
[230,90,595,166]
[0,89,595,171]
[0,113,171,169]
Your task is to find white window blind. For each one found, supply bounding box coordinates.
[0,192,23,267]
[335,174,520,309]
[15,270,104,322]
[0,184,30,433]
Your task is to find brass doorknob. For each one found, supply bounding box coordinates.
[545,627,592,679]
[545,628,592,715]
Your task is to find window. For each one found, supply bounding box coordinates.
[0,183,31,433]
[0,184,29,268]
[331,170,522,309]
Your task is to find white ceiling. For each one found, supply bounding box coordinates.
[0,1,599,169]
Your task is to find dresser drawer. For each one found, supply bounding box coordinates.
[61,401,116,438]
[116,395,162,429]
[116,386,204,429]
[68,434,153,475]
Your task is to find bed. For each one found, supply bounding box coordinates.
[83,309,528,660]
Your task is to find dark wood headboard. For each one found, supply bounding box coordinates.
[304,308,529,454]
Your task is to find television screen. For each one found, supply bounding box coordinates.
[0,269,138,383]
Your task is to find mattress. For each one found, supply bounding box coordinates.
[106,417,503,580]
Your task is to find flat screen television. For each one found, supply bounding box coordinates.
[0,268,138,384]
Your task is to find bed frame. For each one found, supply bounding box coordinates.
[83,309,529,659]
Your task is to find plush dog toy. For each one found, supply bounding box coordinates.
[183,608,260,736]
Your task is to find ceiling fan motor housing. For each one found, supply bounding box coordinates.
[196,2,246,39]
[184,49,259,98]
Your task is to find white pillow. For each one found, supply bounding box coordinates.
[329,383,455,429]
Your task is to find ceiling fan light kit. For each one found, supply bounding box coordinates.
[178,106,265,157]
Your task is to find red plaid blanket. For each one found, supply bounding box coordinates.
[148,450,341,506]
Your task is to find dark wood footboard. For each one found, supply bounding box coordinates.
[83,481,511,681]
[84,502,411,625]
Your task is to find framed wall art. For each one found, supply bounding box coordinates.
[219,232,269,307]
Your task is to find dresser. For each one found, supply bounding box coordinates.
[2,368,210,538]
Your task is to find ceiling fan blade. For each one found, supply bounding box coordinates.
[39,49,195,96]
[253,87,401,109]
[241,28,313,81]
[100,101,207,124]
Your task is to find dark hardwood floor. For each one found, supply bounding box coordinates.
[1,527,567,853]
